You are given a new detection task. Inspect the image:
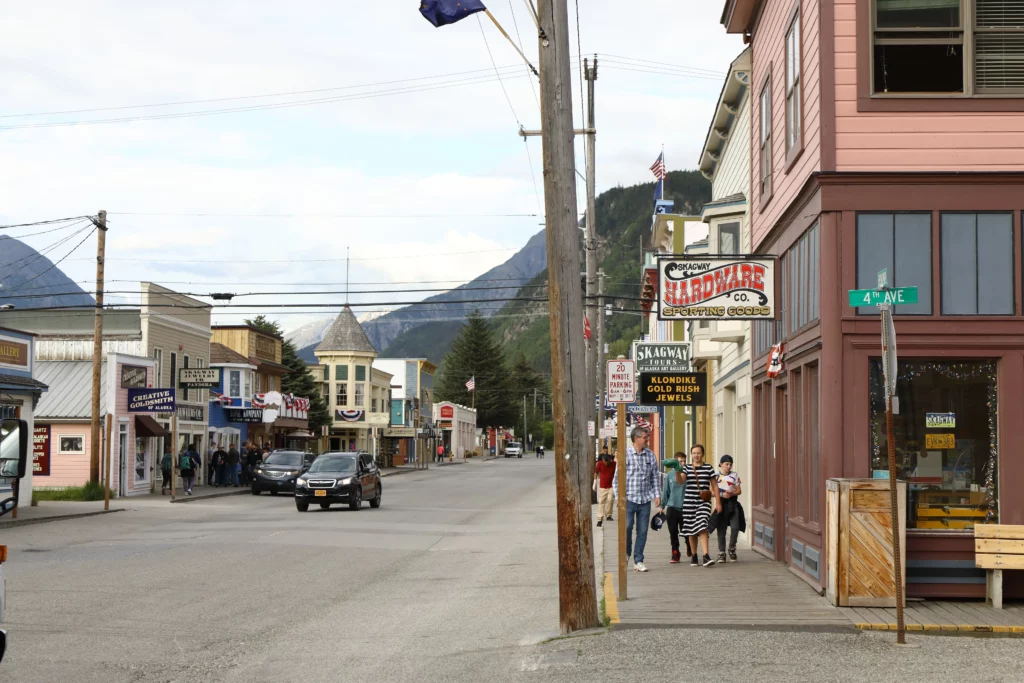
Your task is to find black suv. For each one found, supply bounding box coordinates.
[294,452,382,512]
[251,450,315,495]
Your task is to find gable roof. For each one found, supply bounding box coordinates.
[315,307,376,354]
[210,342,253,366]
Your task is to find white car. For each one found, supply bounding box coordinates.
[504,442,523,458]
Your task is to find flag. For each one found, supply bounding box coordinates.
[584,315,592,340]
[466,376,476,391]
[767,343,784,378]
[420,0,487,27]
[650,152,667,180]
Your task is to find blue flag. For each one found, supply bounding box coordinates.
[420,0,487,27]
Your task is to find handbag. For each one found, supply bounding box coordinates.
[692,465,712,501]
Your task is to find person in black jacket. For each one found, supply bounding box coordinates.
[213,444,228,487]
[227,444,240,487]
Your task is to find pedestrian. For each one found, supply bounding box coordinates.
[227,443,240,487]
[180,445,196,495]
[246,443,261,483]
[214,443,228,487]
[593,450,616,528]
[160,447,173,495]
[659,452,689,563]
[208,442,218,486]
[676,444,722,568]
[712,455,745,563]
[611,427,661,573]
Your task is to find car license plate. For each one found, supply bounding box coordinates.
[314,490,327,497]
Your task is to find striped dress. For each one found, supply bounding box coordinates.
[681,463,716,536]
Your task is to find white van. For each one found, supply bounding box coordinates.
[504,441,523,458]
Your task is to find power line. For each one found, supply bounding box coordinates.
[0,215,93,230]
[107,211,540,219]
[6,226,98,293]
[2,220,96,240]
[1,221,94,278]
[69,244,542,264]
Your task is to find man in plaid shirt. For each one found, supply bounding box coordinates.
[612,426,661,572]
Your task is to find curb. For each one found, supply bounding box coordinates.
[169,489,249,503]
[435,461,465,467]
[603,573,621,624]
[855,623,1024,636]
[0,507,125,529]
[381,469,416,478]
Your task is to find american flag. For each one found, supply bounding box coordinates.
[466,376,475,392]
[650,152,667,180]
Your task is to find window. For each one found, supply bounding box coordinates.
[868,359,998,529]
[135,436,148,483]
[718,222,740,255]
[857,213,932,315]
[169,353,177,393]
[255,373,263,393]
[59,435,85,453]
[355,383,365,407]
[245,371,251,398]
[785,10,802,154]
[941,213,1013,314]
[371,398,378,413]
[153,348,163,387]
[355,365,366,382]
[336,365,349,381]
[336,382,348,407]
[183,355,190,402]
[229,371,241,397]
[324,366,330,381]
[759,76,773,200]
[872,0,1024,96]
[268,376,276,391]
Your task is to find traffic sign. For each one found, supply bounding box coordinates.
[847,287,918,307]
[606,359,636,403]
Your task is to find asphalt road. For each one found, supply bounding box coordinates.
[2,457,1022,683]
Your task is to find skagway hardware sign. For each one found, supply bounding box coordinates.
[178,368,222,389]
[632,341,691,373]
[120,364,148,389]
[657,255,778,321]
[127,388,176,413]
[638,372,707,407]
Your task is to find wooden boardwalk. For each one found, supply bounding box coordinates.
[599,519,1024,634]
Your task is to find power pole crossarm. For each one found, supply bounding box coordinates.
[538,0,599,634]
[89,210,108,484]
[519,127,595,137]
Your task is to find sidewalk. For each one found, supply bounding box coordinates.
[0,500,124,529]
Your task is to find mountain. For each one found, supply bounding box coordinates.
[288,228,548,362]
[0,235,95,309]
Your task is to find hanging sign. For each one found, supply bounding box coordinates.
[226,408,265,423]
[178,368,222,389]
[120,365,148,388]
[606,359,636,403]
[440,405,455,419]
[638,372,707,406]
[176,405,204,422]
[657,255,778,321]
[128,388,176,413]
[632,341,691,373]
[926,413,956,429]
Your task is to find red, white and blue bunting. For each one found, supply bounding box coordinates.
[335,409,365,422]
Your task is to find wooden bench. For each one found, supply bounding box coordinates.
[975,524,1024,609]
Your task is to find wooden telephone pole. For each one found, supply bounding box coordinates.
[537,0,600,633]
[89,210,107,484]
[583,56,598,469]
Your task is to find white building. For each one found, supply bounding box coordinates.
[432,401,477,461]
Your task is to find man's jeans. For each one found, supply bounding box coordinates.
[717,498,741,553]
[625,500,652,564]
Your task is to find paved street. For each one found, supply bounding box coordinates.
[3,458,1023,683]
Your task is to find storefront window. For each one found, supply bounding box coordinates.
[868,359,998,530]
[135,437,148,483]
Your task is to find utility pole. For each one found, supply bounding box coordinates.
[89,210,107,484]
[523,395,528,451]
[596,270,606,453]
[583,56,598,469]
[537,0,600,634]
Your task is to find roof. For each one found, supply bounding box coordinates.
[0,373,48,392]
[315,307,377,354]
[252,358,288,373]
[33,361,106,419]
[699,47,752,181]
[702,192,747,209]
[210,342,253,366]
[211,324,283,340]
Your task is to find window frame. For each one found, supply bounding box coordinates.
[229,370,241,398]
[784,3,804,168]
[939,211,1016,316]
[718,222,741,255]
[336,381,348,407]
[759,70,774,205]
[855,212,934,316]
[355,383,366,408]
[59,435,86,454]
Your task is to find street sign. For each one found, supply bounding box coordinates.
[587,421,595,437]
[606,360,636,403]
[638,372,707,407]
[848,287,918,307]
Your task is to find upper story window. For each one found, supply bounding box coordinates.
[856,213,933,315]
[759,76,773,201]
[873,0,1024,96]
[718,222,740,255]
[336,381,348,407]
[229,370,241,397]
[355,365,366,382]
[336,365,348,381]
[785,9,802,155]
[941,213,1014,314]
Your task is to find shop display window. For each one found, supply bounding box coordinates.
[868,359,998,530]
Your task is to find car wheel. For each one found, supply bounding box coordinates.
[349,489,362,511]
[369,485,382,509]
[518,454,522,458]
[270,490,279,496]
[296,501,309,512]
[320,502,331,509]
[251,486,260,495]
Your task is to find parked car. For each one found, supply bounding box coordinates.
[505,441,523,458]
[294,452,381,512]
[251,450,314,495]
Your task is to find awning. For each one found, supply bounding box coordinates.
[286,430,315,439]
[135,415,170,437]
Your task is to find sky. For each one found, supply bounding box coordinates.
[0,1,742,333]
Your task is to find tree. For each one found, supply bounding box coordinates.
[434,311,515,429]
[244,316,331,433]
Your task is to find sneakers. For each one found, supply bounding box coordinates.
[670,550,680,564]
[702,554,716,567]
[634,562,648,572]
[606,516,613,522]
[690,555,699,567]
[717,552,727,564]
[729,548,738,561]
[596,519,603,528]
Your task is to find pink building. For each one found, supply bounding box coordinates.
[34,354,167,496]
[722,0,1024,599]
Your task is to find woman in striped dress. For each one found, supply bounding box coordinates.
[676,444,722,567]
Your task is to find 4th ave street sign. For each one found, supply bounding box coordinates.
[848,287,918,307]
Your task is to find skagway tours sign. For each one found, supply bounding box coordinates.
[632,341,691,373]
[657,255,778,321]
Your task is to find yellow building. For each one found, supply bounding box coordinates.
[313,307,392,453]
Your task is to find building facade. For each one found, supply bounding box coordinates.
[0,327,47,509]
[370,358,437,465]
[723,0,1024,598]
[207,343,257,453]
[433,401,477,461]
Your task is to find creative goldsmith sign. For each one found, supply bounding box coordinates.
[632,341,691,373]
[657,256,778,321]
[127,388,176,413]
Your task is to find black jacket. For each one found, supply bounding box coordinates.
[708,497,746,534]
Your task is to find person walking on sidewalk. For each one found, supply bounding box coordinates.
[160,447,173,495]
[713,455,745,563]
[677,444,721,567]
[612,427,661,573]
[659,451,689,564]
[180,445,196,495]
[593,450,616,527]
[227,443,241,487]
